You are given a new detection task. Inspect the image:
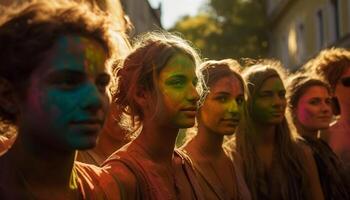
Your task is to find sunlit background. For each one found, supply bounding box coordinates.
[121,0,350,73]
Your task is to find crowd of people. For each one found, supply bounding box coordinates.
[0,0,349,199]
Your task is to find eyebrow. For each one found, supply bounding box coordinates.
[213,91,244,96]
[44,69,85,81]
[167,74,187,78]
[260,89,286,93]
[47,69,85,76]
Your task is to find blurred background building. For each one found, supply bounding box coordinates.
[267,0,350,70]
[121,0,162,36]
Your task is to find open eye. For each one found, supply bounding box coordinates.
[259,91,273,98]
[96,74,111,91]
[166,76,186,88]
[236,95,244,105]
[325,98,332,105]
[278,90,286,98]
[309,98,321,105]
[215,95,228,103]
[47,71,85,91]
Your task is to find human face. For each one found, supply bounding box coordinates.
[200,76,244,135]
[252,76,286,125]
[19,35,110,151]
[335,67,350,108]
[155,53,199,128]
[295,86,332,131]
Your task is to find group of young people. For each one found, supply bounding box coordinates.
[0,0,349,199]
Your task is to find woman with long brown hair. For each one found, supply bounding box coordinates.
[286,73,350,199]
[235,60,324,200]
[182,59,251,200]
[102,31,204,199]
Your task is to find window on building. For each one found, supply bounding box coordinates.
[316,10,325,50]
[296,23,305,63]
[330,0,340,40]
[280,35,289,67]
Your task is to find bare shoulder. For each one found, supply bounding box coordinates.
[103,160,138,199]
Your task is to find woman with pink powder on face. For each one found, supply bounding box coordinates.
[286,73,350,200]
[303,48,350,170]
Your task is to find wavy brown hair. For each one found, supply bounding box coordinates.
[286,73,331,126]
[183,59,249,143]
[113,31,202,134]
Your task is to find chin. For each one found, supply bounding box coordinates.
[75,142,97,150]
[317,124,330,130]
[178,121,196,128]
[72,136,98,150]
[176,118,196,128]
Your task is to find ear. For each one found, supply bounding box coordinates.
[0,78,19,117]
[133,86,151,109]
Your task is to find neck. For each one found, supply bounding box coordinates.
[134,120,179,165]
[296,123,318,139]
[190,123,224,159]
[8,134,76,188]
[94,128,127,161]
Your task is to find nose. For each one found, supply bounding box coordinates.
[321,101,331,113]
[272,94,286,108]
[228,99,239,115]
[187,84,200,104]
[80,84,103,113]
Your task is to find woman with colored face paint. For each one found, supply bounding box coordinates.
[0,1,124,199]
[181,59,251,200]
[102,32,205,199]
[75,0,133,166]
[286,74,350,199]
[0,0,131,162]
[304,48,350,171]
[236,60,324,200]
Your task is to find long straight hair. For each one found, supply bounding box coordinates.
[236,60,309,200]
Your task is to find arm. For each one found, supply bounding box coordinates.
[301,144,324,200]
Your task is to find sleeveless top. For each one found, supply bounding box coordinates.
[182,148,252,200]
[301,137,350,200]
[75,161,122,199]
[0,158,121,200]
[102,144,205,200]
[77,150,104,166]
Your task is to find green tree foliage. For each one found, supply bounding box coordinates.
[170,0,268,60]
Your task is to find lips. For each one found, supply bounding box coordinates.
[221,118,240,126]
[70,119,103,132]
[180,106,197,117]
[317,116,332,121]
[271,111,285,117]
